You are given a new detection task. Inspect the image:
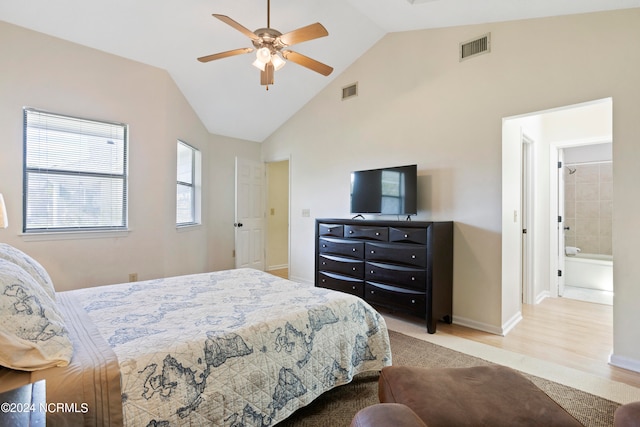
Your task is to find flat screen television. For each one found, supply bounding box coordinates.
[350,164,417,215]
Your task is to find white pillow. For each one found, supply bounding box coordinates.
[0,259,72,371]
[0,243,56,301]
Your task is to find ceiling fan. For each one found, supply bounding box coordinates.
[197,0,333,89]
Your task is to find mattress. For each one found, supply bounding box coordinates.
[0,291,123,426]
[67,268,392,426]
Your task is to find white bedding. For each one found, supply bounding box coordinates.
[69,268,392,426]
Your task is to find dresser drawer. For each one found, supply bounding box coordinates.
[318,272,364,297]
[365,282,425,316]
[319,254,364,279]
[319,237,364,258]
[344,225,388,241]
[389,227,427,244]
[365,242,427,268]
[318,223,344,237]
[365,261,425,290]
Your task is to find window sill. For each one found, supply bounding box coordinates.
[176,223,202,232]
[20,229,130,242]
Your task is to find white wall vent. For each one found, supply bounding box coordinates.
[460,33,491,61]
[342,82,358,100]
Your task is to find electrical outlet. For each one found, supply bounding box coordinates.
[129,273,138,282]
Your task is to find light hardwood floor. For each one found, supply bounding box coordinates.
[438,297,640,389]
[270,268,640,389]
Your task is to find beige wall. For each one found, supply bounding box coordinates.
[262,9,640,369]
[0,21,260,290]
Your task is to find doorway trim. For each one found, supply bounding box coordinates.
[521,134,535,304]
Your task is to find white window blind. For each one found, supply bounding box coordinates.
[23,108,128,232]
[176,140,197,225]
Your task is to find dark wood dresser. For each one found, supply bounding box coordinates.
[315,218,453,333]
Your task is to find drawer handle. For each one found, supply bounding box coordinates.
[352,286,356,290]
[322,279,326,283]
[352,248,357,252]
[411,255,416,259]
[370,270,374,274]
[411,277,416,281]
[370,250,375,254]
[411,299,416,304]
[349,230,354,234]
[322,244,327,248]
[375,232,380,236]
[404,234,409,238]
[352,267,357,271]
[370,290,375,294]
[322,262,326,266]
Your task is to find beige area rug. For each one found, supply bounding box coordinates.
[278,330,619,426]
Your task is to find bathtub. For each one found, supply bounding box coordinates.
[564,253,613,292]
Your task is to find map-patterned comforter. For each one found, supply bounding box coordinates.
[69,268,392,426]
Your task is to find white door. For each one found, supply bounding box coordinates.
[235,158,265,270]
[557,149,566,296]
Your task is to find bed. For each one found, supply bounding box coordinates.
[0,245,392,427]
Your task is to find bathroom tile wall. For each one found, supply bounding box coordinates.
[564,162,613,255]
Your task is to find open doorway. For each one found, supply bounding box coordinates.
[555,143,613,305]
[265,159,290,278]
[502,97,613,333]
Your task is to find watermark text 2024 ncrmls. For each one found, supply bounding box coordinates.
[1,401,89,414]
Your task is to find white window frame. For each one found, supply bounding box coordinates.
[23,107,128,234]
[176,140,201,227]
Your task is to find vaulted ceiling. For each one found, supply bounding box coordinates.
[2,0,638,142]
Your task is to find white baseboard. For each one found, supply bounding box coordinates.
[535,290,550,305]
[266,264,288,271]
[610,353,640,374]
[453,311,522,337]
[501,311,523,336]
[452,315,505,336]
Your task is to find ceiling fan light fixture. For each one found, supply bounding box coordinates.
[256,47,271,63]
[252,58,267,71]
[271,53,286,71]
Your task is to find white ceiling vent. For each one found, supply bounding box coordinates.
[460,33,491,61]
[342,82,358,100]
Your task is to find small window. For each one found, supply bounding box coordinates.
[176,140,201,226]
[23,108,128,233]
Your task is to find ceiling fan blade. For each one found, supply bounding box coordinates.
[282,50,333,76]
[198,48,253,63]
[212,14,259,41]
[279,23,328,46]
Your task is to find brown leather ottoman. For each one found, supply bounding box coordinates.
[350,403,427,427]
[615,401,640,427]
[378,365,583,427]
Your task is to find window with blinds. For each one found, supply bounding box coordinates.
[23,108,128,232]
[176,140,198,226]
